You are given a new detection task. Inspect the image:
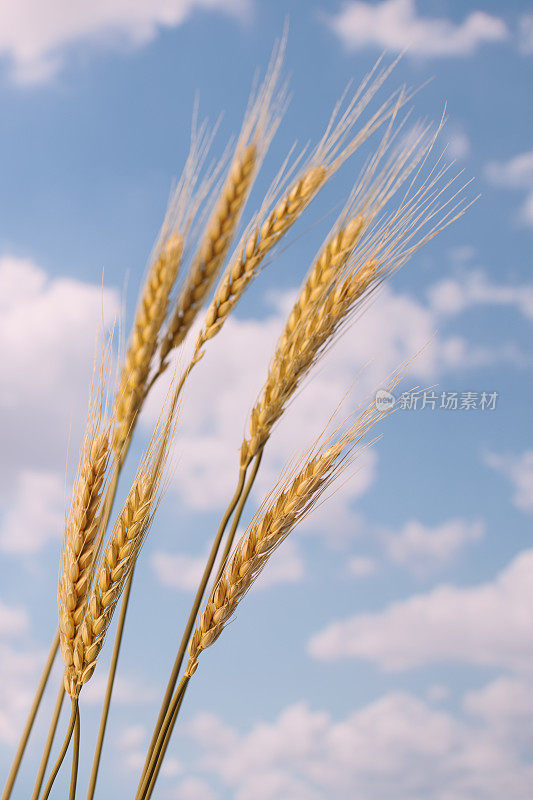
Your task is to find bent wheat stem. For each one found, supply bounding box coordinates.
[1,631,59,800]
[39,699,78,800]
[30,682,65,800]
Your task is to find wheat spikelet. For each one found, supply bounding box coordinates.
[159,144,257,364]
[63,369,180,698]
[158,37,286,371]
[186,392,395,677]
[243,257,381,465]
[63,474,153,697]
[113,235,183,455]
[58,431,111,680]
[188,60,410,365]
[240,125,471,465]
[280,214,365,353]
[192,165,327,359]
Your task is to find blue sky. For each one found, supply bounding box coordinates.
[0,1,532,798]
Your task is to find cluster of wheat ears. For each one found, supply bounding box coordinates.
[1,39,470,800]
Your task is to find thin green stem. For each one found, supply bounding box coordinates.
[30,682,65,800]
[137,466,248,788]
[40,698,78,800]
[69,706,80,800]
[85,564,136,800]
[1,630,60,800]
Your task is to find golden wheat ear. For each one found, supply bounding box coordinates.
[241,121,468,466]
[186,376,402,677]
[158,37,288,369]
[58,329,115,687]
[62,372,179,698]
[112,117,218,458]
[190,59,410,365]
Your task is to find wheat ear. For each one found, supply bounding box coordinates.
[189,65,410,364]
[113,235,183,455]
[243,255,381,464]
[64,474,154,698]
[192,164,327,360]
[242,129,471,465]
[158,37,286,370]
[185,393,394,677]
[58,432,111,681]
[159,144,257,365]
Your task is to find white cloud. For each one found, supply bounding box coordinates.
[384,518,485,575]
[0,469,64,555]
[117,723,146,751]
[348,556,378,577]
[308,549,533,672]
[519,13,533,55]
[464,676,533,749]
[0,598,28,637]
[0,643,40,744]
[0,254,118,510]
[172,777,216,800]
[327,0,508,58]
[485,150,533,226]
[0,0,249,85]
[116,723,147,772]
[426,684,449,703]
[428,269,533,320]
[446,128,470,161]
[176,692,533,800]
[485,450,533,514]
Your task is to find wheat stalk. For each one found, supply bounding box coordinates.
[185,392,395,677]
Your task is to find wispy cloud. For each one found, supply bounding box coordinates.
[0,0,250,85]
[485,450,533,514]
[0,470,64,555]
[485,150,533,226]
[428,269,533,320]
[326,0,508,58]
[383,517,485,575]
[518,13,533,55]
[309,548,533,672]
